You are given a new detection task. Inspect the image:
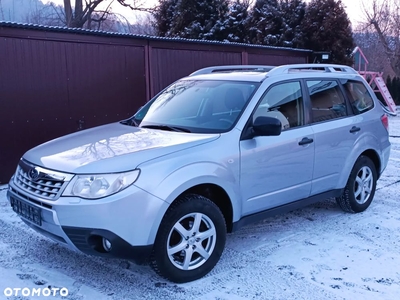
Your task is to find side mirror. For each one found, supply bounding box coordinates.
[253,116,282,136]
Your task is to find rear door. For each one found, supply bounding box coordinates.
[305,79,362,195]
[240,81,315,215]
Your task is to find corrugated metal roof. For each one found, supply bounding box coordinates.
[0,21,312,53]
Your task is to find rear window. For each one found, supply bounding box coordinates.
[306,80,347,123]
[342,80,374,114]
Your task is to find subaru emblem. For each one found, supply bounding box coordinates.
[29,168,40,181]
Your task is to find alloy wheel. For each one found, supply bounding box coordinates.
[167,212,217,271]
[354,166,374,205]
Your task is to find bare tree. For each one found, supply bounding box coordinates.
[353,25,395,77]
[362,0,400,76]
[127,12,156,35]
[55,0,155,28]
[24,3,65,26]
[23,1,157,34]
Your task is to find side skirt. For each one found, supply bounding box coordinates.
[232,189,343,232]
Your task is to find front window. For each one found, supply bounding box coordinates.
[253,81,304,131]
[133,80,259,133]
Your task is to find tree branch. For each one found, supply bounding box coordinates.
[116,0,156,14]
[63,0,73,26]
[361,0,400,76]
[51,3,67,26]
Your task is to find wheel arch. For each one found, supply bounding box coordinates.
[360,149,381,179]
[336,152,378,213]
[177,184,234,233]
[339,143,382,188]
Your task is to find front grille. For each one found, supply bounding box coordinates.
[10,187,53,209]
[13,161,72,200]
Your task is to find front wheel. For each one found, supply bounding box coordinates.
[150,194,226,283]
[336,156,377,213]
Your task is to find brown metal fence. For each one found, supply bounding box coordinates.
[0,23,311,183]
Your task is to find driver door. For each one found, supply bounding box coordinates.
[240,81,315,215]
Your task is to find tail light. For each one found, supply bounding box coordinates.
[381,114,389,132]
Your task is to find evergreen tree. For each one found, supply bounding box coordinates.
[247,0,283,46]
[154,0,230,41]
[225,0,250,43]
[301,0,354,65]
[385,76,400,105]
[279,0,306,48]
[201,0,230,41]
[154,0,179,36]
[386,76,393,97]
[393,77,400,105]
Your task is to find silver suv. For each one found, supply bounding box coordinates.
[7,64,391,283]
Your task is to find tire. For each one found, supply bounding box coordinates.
[150,194,226,283]
[336,156,377,213]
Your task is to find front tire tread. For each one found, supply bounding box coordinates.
[150,193,226,283]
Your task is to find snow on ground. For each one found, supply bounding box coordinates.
[0,114,400,300]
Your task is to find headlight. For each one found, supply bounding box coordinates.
[63,170,140,199]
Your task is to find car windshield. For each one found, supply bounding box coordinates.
[130,79,259,134]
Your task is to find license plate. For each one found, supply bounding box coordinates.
[10,197,42,226]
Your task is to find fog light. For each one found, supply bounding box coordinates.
[102,238,112,252]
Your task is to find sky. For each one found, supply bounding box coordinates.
[305,0,369,26]
[335,0,366,25]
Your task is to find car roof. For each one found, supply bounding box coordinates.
[184,64,361,83]
[185,71,269,82]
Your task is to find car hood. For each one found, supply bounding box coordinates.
[23,123,219,174]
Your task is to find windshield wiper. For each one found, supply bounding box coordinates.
[120,118,139,127]
[141,124,191,133]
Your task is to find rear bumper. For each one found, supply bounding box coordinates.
[380,142,391,177]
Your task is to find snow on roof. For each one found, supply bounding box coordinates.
[0,21,312,53]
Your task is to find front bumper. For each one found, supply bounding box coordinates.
[7,180,169,264]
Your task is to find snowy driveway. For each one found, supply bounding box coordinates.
[1,115,400,300]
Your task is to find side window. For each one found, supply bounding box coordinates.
[253,81,303,131]
[342,80,374,114]
[306,80,347,123]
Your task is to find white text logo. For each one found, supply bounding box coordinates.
[4,287,69,297]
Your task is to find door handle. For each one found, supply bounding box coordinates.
[350,126,361,133]
[298,137,314,146]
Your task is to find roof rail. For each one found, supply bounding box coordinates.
[189,65,274,76]
[267,64,358,76]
